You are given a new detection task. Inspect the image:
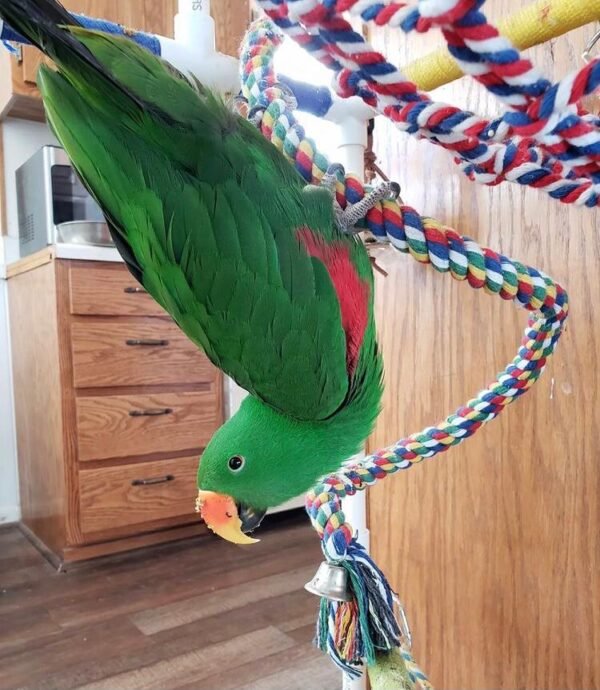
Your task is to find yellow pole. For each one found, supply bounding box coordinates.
[401,0,600,92]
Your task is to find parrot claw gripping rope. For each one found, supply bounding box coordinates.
[319,164,402,234]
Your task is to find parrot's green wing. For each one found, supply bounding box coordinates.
[38,29,364,421]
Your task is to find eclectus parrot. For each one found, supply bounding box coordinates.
[1,0,383,544]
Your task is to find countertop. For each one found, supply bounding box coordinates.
[2,243,123,279]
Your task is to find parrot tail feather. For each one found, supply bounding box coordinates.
[0,0,171,121]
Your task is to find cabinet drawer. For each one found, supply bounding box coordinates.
[69,263,165,316]
[76,390,222,462]
[71,317,214,388]
[79,456,199,535]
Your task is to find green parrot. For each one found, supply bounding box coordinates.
[1,0,383,544]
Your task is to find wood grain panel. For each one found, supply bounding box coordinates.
[61,1,177,36]
[0,521,337,690]
[76,390,221,461]
[0,50,46,121]
[69,262,165,316]
[70,317,215,388]
[21,46,53,85]
[79,456,199,534]
[0,0,179,121]
[212,0,251,57]
[5,247,54,278]
[367,7,600,690]
[7,262,66,553]
[61,522,206,563]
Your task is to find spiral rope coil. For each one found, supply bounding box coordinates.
[243,16,569,682]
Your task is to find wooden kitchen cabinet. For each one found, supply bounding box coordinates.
[8,256,223,566]
[0,0,250,121]
[0,0,178,121]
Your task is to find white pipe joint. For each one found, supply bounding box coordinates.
[160,0,239,95]
[174,0,215,55]
[336,117,368,176]
[326,96,375,125]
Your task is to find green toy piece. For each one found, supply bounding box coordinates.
[368,649,415,690]
[0,0,384,543]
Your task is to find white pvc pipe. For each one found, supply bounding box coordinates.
[166,8,371,686]
[160,0,240,94]
[159,35,240,93]
[327,96,375,125]
[174,0,214,53]
[336,117,368,177]
[336,117,369,690]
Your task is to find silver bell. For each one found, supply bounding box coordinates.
[304,561,352,602]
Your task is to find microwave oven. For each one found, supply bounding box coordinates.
[16,145,109,257]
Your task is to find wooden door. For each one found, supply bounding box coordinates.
[367,5,600,688]
[59,1,179,38]
[60,1,248,56]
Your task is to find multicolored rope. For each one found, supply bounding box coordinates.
[243,17,569,683]
[336,0,551,109]
[255,0,600,201]
[0,12,162,55]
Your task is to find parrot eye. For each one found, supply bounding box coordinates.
[228,455,245,472]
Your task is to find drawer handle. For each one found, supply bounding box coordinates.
[124,286,148,294]
[125,338,169,347]
[131,475,175,487]
[129,407,173,417]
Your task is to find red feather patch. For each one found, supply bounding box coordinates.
[297,228,369,375]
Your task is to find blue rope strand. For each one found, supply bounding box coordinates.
[1,12,162,55]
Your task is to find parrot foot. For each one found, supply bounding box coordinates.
[231,94,249,118]
[320,163,345,196]
[247,106,265,128]
[335,180,401,234]
[244,82,298,129]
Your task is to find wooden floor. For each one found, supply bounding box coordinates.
[0,512,341,690]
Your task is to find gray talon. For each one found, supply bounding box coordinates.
[247,106,265,128]
[387,182,401,200]
[320,164,345,197]
[335,181,402,234]
[231,94,249,117]
[272,81,298,111]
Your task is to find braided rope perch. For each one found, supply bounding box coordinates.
[243,16,569,684]
[256,0,600,205]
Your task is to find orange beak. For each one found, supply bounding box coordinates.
[195,490,260,545]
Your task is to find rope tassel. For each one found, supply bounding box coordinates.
[313,540,402,676]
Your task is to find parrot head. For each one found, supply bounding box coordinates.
[196,394,361,545]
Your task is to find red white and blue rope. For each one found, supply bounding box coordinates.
[255,0,600,204]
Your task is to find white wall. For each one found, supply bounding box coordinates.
[0,279,18,523]
[0,117,57,522]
